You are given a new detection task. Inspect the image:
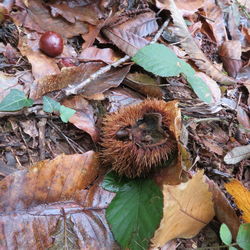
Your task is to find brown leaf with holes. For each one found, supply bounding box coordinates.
[152,170,215,247]
[225,179,250,223]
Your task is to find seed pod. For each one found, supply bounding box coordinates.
[101,99,178,178]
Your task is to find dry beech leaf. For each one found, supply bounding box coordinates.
[0,151,99,212]
[225,179,250,223]
[207,178,240,239]
[62,96,99,142]
[219,40,242,78]
[152,170,215,247]
[167,0,236,85]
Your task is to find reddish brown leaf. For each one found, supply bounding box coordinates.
[32,63,130,99]
[48,2,103,25]
[79,47,120,64]
[62,96,99,142]
[0,152,99,212]
[207,179,240,239]
[116,12,158,37]
[11,0,88,38]
[103,28,149,56]
[219,40,242,78]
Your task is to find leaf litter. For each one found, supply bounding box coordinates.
[0,0,250,249]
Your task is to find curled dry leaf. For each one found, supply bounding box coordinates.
[124,72,164,98]
[225,179,250,223]
[152,170,215,247]
[0,151,99,212]
[219,40,242,78]
[62,96,99,142]
[167,0,236,85]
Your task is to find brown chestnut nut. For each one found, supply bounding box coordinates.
[39,31,63,57]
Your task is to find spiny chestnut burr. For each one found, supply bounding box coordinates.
[39,31,63,57]
[101,99,178,178]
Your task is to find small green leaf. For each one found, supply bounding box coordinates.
[236,223,250,250]
[102,171,130,193]
[0,89,33,111]
[220,224,232,245]
[59,105,76,123]
[106,179,163,250]
[132,43,213,104]
[43,96,60,113]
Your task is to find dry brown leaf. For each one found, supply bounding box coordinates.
[12,0,88,38]
[48,2,102,25]
[0,174,117,249]
[207,179,240,239]
[32,63,130,99]
[156,0,204,15]
[62,96,99,142]
[79,47,120,64]
[168,0,236,85]
[116,12,158,37]
[18,35,60,80]
[103,28,149,56]
[219,40,242,78]
[225,179,250,223]
[0,151,99,212]
[124,72,164,98]
[152,170,215,247]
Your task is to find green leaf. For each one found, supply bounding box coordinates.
[132,43,213,104]
[220,224,232,245]
[132,43,183,77]
[0,89,33,111]
[59,105,76,123]
[102,171,130,193]
[43,96,61,113]
[236,223,250,250]
[229,247,238,250]
[106,179,163,250]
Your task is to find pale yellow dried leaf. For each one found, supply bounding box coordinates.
[225,179,250,223]
[152,170,215,247]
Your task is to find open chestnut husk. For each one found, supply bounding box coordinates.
[101,99,179,178]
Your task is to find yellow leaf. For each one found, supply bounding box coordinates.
[152,170,215,247]
[225,179,250,223]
